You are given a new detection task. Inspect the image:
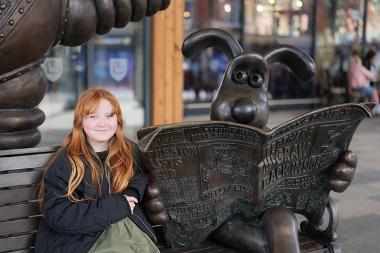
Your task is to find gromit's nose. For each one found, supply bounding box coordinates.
[231,98,256,124]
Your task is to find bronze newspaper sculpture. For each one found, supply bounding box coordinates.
[139,29,369,253]
[0,0,170,149]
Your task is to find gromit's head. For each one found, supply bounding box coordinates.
[182,28,316,129]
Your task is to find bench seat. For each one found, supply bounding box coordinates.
[0,147,335,253]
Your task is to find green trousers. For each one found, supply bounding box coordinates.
[89,217,160,253]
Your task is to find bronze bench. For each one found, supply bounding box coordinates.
[0,147,338,253]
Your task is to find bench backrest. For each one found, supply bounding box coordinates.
[0,147,57,253]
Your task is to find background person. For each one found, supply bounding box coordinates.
[348,55,380,115]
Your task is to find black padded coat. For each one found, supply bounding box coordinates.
[34,142,156,253]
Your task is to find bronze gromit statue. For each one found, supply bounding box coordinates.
[0,0,170,149]
[182,29,316,128]
[142,28,359,253]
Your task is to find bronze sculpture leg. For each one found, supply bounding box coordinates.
[213,207,300,253]
[213,216,267,253]
[262,207,300,253]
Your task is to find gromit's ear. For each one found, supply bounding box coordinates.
[264,45,315,82]
[182,28,243,61]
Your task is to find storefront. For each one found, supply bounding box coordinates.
[39,0,380,127]
[315,0,380,103]
[183,0,316,109]
[183,0,380,110]
[39,22,148,137]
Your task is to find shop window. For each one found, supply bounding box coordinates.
[367,0,380,45]
[40,46,86,116]
[245,0,312,38]
[314,0,366,105]
[39,23,146,145]
[365,0,380,92]
[183,0,243,103]
[244,0,315,100]
[90,24,145,138]
[334,1,364,45]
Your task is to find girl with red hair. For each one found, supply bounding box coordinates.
[35,88,158,252]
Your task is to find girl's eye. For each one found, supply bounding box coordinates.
[88,115,97,119]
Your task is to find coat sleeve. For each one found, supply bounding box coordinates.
[123,141,149,202]
[43,153,131,235]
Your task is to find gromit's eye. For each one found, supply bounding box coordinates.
[248,73,264,88]
[232,70,248,84]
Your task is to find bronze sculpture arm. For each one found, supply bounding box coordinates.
[329,150,357,193]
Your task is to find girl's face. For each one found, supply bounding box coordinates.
[82,98,118,152]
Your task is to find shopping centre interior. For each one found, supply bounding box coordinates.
[38,0,380,139]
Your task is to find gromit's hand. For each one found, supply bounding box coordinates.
[329,150,357,193]
[143,183,168,225]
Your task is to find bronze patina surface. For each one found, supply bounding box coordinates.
[139,103,371,249]
[0,0,171,149]
[140,28,366,253]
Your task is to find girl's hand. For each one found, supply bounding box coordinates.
[124,195,138,214]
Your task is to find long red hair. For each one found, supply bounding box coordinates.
[39,88,133,208]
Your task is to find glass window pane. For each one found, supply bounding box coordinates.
[334,0,364,45]
[314,0,366,105]
[245,0,313,38]
[90,23,145,139]
[40,46,86,115]
[366,0,380,44]
[40,23,146,145]
[184,0,242,103]
[39,45,86,145]
[244,0,315,100]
